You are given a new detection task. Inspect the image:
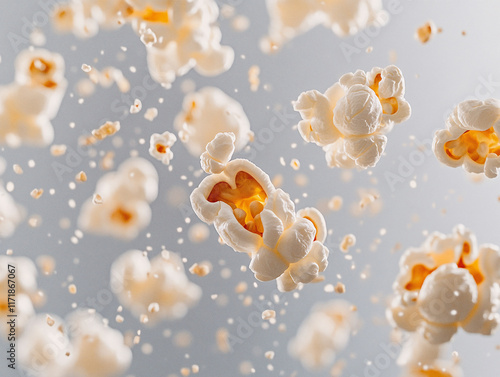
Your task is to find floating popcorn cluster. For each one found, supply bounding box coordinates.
[0,256,40,335]
[110,249,202,323]
[294,65,411,169]
[191,133,329,292]
[78,157,158,240]
[261,0,388,53]
[149,131,177,165]
[0,184,24,238]
[433,99,500,178]
[388,225,500,345]
[18,310,132,377]
[0,49,67,147]
[288,300,358,370]
[53,0,234,86]
[175,87,252,157]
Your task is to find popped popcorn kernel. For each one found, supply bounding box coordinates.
[75,171,87,182]
[129,99,142,114]
[189,262,212,277]
[340,234,356,253]
[416,21,438,44]
[144,107,158,121]
[149,131,177,165]
[262,309,276,320]
[92,121,121,141]
[30,188,44,199]
[81,63,92,73]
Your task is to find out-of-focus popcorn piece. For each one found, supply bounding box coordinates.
[149,131,177,165]
[288,300,358,370]
[261,0,388,53]
[129,99,142,114]
[190,133,330,292]
[294,65,411,169]
[175,87,252,157]
[19,310,132,377]
[144,107,158,121]
[110,250,201,323]
[415,21,438,44]
[0,184,24,238]
[388,225,500,345]
[92,121,120,141]
[0,256,39,335]
[78,157,158,240]
[0,49,67,147]
[248,65,260,92]
[433,99,500,178]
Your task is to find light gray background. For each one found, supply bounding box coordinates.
[1,0,500,376]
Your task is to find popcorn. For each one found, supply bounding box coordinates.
[78,158,158,240]
[388,225,500,345]
[288,300,358,370]
[0,184,24,238]
[415,21,438,44]
[261,0,388,53]
[190,133,330,291]
[175,87,252,157]
[294,65,411,169]
[149,131,177,165]
[110,249,202,323]
[200,132,236,174]
[0,256,39,335]
[0,49,67,147]
[433,99,500,178]
[53,0,234,87]
[19,310,132,377]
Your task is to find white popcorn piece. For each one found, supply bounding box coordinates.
[190,133,330,291]
[149,131,177,165]
[175,87,252,157]
[110,250,202,323]
[433,99,500,178]
[19,310,132,377]
[200,132,236,174]
[288,300,358,370]
[0,49,67,147]
[398,332,463,377]
[261,0,388,53]
[0,256,39,335]
[78,157,158,240]
[0,184,24,238]
[415,20,438,44]
[294,65,411,169]
[388,225,500,345]
[53,0,234,86]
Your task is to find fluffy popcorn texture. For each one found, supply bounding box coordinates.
[288,300,358,370]
[388,225,500,345]
[78,157,158,240]
[0,256,39,335]
[201,132,236,174]
[0,49,67,147]
[0,184,24,238]
[261,0,388,53]
[149,131,177,165]
[294,65,411,169]
[190,133,329,292]
[19,310,132,377]
[433,99,500,178]
[398,332,463,377]
[175,87,252,157]
[53,0,234,86]
[110,250,202,322]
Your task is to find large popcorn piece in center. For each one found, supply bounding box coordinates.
[110,249,202,323]
[191,133,329,292]
[19,310,132,377]
[261,0,388,53]
[294,65,411,169]
[78,157,158,240]
[433,99,500,178]
[288,300,358,370]
[0,49,67,147]
[388,225,500,345]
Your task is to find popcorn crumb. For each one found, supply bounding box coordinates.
[75,171,87,182]
[328,196,343,211]
[92,194,103,205]
[13,164,23,174]
[68,284,77,294]
[130,99,142,114]
[262,310,276,320]
[81,64,92,73]
[340,234,356,253]
[144,107,158,121]
[334,282,346,294]
[416,21,437,44]
[46,315,55,326]
[248,65,260,92]
[50,144,67,156]
[264,351,275,360]
[189,262,212,277]
[92,121,120,141]
[30,188,44,199]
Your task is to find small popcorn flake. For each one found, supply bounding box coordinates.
[328,196,343,211]
[46,315,55,326]
[68,284,77,294]
[192,365,200,373]
[189,262,212,277]
[262,310,276,320]
[340,234,356,252]
[290,159,300,170]
[180,367,190,377]
[148,302,160,313]
[216,328,231,353]
[31,188,44,199]
[264,351,275,360]
[92,194,103,205]
[75,171,87,182]
[140,314,149,324]
[50,144,67,156]
[92,121,120,141]
[144,107,158,121]
[13,164,23,174]
[188,223,210,243]
[149,131,177,165]
[81,64,92,73]
[115,315,124,323]
[248,65,260,92]
[130,99,142,114]
[36,255,56,275]
[335,282,346,294]
[416,21,437,44]
[232,15,250,32]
